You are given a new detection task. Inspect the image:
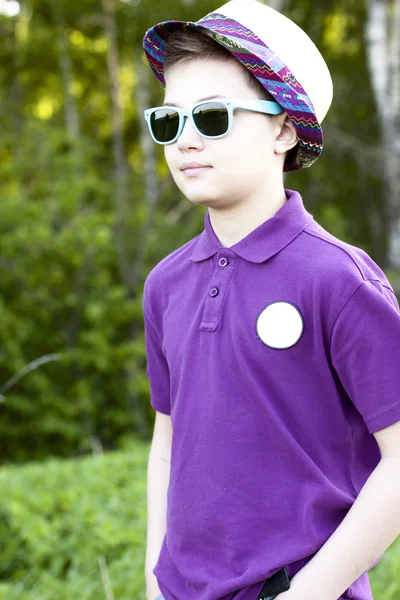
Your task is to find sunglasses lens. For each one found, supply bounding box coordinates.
[193,102,229,137]
[150,108,180,143]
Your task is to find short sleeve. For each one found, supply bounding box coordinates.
[330,279,400,433]
[143,307,171,415]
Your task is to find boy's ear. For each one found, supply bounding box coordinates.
[274,114,298,155]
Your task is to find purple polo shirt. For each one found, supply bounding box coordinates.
[143,189,400,600]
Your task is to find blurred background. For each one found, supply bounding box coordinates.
[0,0,399,598]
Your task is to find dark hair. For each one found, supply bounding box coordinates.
[163,28,275,103]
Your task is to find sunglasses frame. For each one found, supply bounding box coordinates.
[143,98,285,145]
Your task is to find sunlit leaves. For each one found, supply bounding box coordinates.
[323,9,360,57]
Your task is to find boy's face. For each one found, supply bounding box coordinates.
[163,57,292,211]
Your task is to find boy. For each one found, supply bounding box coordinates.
[142,2,400,600]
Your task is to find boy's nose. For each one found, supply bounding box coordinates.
[177,116,204,149]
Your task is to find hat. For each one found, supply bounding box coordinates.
[143,0,333,171]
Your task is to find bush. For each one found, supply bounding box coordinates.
[0,443,149,600]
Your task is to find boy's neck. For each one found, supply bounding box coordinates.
[207,185,288,248]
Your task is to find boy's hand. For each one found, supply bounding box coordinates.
[273,572,320,600]
[275,592,310,600]
[275,586,336,600]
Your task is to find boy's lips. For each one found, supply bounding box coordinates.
[180,162,212,177]
[180,162,212,171]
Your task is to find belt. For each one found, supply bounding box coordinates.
[257,567,291,600]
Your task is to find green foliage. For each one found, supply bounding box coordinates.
[0,445,149,599]
[0,124,151,462]
[371,545,400,600]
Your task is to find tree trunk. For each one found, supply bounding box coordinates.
[9,7,26,169]
[365,0,400,271]
[101,0,132,293]
[387,0,400,268]
[52,0,80,143]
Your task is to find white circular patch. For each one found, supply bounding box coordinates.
[256,301,303,349]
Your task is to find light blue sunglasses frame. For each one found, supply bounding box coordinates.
[143,98,285,145]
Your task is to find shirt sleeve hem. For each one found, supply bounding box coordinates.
[364,401,400,433]
[151,397,171,415]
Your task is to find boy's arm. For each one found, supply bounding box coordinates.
[142,281,172,599]
[277,442,400,600]
[145,411,172,600]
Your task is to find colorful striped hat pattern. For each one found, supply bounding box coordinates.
[143,0,333,171]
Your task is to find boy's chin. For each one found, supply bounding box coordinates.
[181,188,225,207]
[186,195,220,208]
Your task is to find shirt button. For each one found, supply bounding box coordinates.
[209,287,219,297]
[218,257,229,267]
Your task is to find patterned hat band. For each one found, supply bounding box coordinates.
[143,1,333,171]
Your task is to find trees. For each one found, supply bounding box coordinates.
[365,0,400,269]
[0,0,398,463]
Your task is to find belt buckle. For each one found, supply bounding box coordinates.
[257,567,290,600]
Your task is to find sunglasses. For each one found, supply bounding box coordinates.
[143,98,285,145]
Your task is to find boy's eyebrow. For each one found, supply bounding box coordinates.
[162,94,224,107]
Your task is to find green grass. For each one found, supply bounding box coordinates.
[0,443,149,600]
[0,444,399,599]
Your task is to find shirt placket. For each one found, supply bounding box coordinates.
[200,249,237,332]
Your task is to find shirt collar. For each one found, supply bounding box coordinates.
[189,189,314,264]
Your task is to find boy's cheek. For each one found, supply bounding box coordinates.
[163,151,177,173]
